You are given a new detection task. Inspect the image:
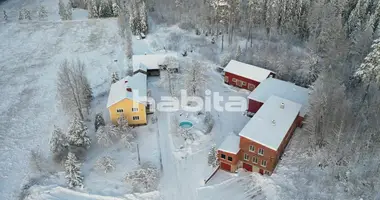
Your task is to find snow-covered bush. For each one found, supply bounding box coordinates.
[50,126,69,163]
[30,149,51,173]
[204,111,214,134]
[207,144,218,167]
[178,127,194,141]
[18,10,24,20]
[69,0,88,9]
[67,116,91,149]
[58,0,66,20]
[38,5,48,20]
[125,163,159,193]
[95,156,115,173]
[65,152,83,188]
[66,3,73,20]
[24,9,31,20]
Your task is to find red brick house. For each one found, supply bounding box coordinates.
[247,78,309,122]
[223,60,275,91]
[217,134,241,172]
[217,96,303,175]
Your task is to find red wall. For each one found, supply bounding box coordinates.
[217,150,240,165]
[248,99,263,114]
[224,72,261,91]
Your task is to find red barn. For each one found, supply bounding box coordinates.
[247,78,309,123]
[238,96,302,175]
[223,60,275,91]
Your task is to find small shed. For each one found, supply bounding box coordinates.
[217,134,241,172]
[223,60,275,91]
[132,53,178,76]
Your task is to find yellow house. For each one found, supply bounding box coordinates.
[107,72,148,126]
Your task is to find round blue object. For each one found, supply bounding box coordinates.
[179,121,193,128]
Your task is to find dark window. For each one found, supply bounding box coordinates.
[116,109,124,113]
[221,154,226,159]
[228,156,233,161]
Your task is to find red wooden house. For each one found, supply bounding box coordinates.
[217,96,303,175]
[223,60,275,91]
[247,78,309,122]
[217,134,241,172]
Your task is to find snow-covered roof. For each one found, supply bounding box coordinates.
[106,72,147,108]
[223,60,273,82]
[239,96,302,151]
[132,53,178,73]
[218,134,241,154]
[248,78,310,116]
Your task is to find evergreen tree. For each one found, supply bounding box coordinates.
[38,5,48,20]
[99,0,112,17]
[139,1,148,34]
[112,2,120,17]
[111,72,120,83]
[24,9,31,20]
[67,116,91,149]
[65,152,83,188]
[96,125,113,147]
[50,126,69,163]
[207,144,218,167]
[66,2,73,20]
[3,10,8,21]
[94,113,106,131]
[18,10,24,20]
[59,0,66,20]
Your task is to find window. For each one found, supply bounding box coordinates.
[221,154,226,159]
[132,116,140,120]
[264,171,270,175]
[258,148,264,156]
[228,156,233,161]
[249,145,255,152]
[244,153,249,161]
[248,83,256,91]
[232,78,237,82]
[252,156,258,164]
[224,76,229,83]
[261,160,267,167]
[116,109,124,113]
[132,108,139,112]
[242,81,246,86]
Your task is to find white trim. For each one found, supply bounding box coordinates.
[244,153,249,161]
[258,148,264,156]
[261,159,267,167]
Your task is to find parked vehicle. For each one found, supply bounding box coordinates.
[140,32,146,39]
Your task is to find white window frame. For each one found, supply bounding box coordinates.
[249,145,255,152]
[132,116,140,120]
[258,148,264,156]
[252,156,258,164]
[221,154,226,159]
[232,78,237,82]
[244,153,249,161]
[132,107,139,112]
[116,109,124,113]
[261,160,267,167]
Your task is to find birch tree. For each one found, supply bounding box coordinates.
[57,59,92,120]
[183,60,208,97]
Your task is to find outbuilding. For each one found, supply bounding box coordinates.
[223,60,275,91]
[217,134,241,172]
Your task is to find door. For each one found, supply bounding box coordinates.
[220,162,231,171]
[259,169,264,175]
[243,163,252,172]
[248,83,256,91]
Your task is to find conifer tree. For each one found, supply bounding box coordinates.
[65,152,83,188]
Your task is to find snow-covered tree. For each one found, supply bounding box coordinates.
[111,72,120,83]
[235,45,241,60]
[18,10,24,20]
[139,1,148,34]
[95,156,115,173]
[3,10,8,21]
[125,23,133,59]
[125,163,159,192]
[24,9,31,20]
[117,12,127,38]
[59,0,66,20]
[112,2,120,17]
[94,113,105,131]
[129,1,140,35]
[66,2,73,20]
[160,68,177,96]
[57,59,91,120]
[67,116,91,149]
[65,152,83,188]
[183,60,208,97]
[204,111,214,133]
[99,0,112,18]
[207,144,218,167]
[38,5,48,20]
[355,39,380,102]
[96,125,113,147]
[178,126,194,141]
[50,126,69,163]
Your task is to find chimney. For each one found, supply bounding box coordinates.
[126,88,132,92]
[272,120,276,126]
[280,102,285,109]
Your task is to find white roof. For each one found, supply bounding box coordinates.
[132,53,178,73]
[106,72,147,108]
[248,78,310,116]
[223,60,273,82]
[218,134,241,154]
[239,96,302,151]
